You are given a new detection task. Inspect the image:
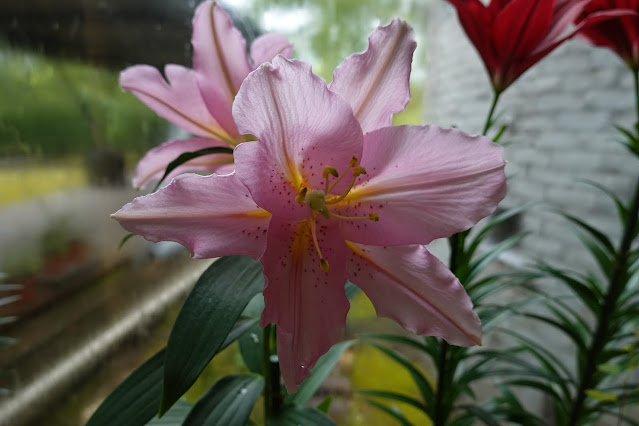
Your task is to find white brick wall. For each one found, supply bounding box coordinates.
[424,2,637,270]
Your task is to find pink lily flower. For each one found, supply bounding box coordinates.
[114,51,506,394]
[119,1,292,189]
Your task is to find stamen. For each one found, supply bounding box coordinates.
[295,187,308,205]
[327,157,359,194]
[323,167,338,193]
[353,166,367,177]
[309,219,329,272]
[330,212,380,221]
[326,172,359,205]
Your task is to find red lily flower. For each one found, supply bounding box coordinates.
[448,0,626,92]
[576,0,639,70]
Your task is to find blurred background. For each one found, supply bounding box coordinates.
[0,1,431,425]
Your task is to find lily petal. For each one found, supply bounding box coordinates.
[250,33,293,67]
[493,0,553,59]
[329,19,416,134]
[335,125,506,246]
[132,137,234,190]
[346,242,482,347]
[234,57,363,220]
[112,173,271,259]
[120,64,231,141]
[260,217,349,391]
[192,1,252,102]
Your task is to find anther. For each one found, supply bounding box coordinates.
[320,259,330,272]
[349,156,359,167]
[295,187,308,205]
[322,167,339,178]
[369,212,380,221]
[353,166,367,177]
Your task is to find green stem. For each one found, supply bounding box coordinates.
[263,324,282,421]
[482,91,502,136]
[567,178,639,424]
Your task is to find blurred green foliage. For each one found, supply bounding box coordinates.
[0,46,168,158]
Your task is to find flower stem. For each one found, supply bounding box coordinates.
[482,91,502,136]
[263,324,282,421]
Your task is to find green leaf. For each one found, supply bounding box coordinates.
[161,256,264,415]
[317,396,333,413]
[288,340,355,406]
[153,146,234,191]
[466,203,536,260]
[581,179,628,226]
[268,405,337,426]
[238,294,265,374]
[118,233,136,250]
[456,405,501,426]
[523,312,587,352]
[360,334,430,358]
[367,343,434,407]
[183,374,264,426]
[87,317,256,426]
[360,397,413,426]
[146,400,192,425]
[238,323,264,374]
[87,349,165,426]
[466,233,528,284]
[559,212,615,255]
[585,389,618,403]
[356,389,426,412]
[537,265,601,315]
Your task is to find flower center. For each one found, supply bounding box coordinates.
[294,156,379,272]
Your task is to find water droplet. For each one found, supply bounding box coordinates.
[239,387,247,395]
[300,364,307,370]
[269,354,279,363]
[250,333,259,343]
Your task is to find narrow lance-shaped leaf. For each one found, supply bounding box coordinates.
[268,405,337,426]
[288,340,355,406]
[183,374,264,426]
[87,316,258,426]
[360,398,412,426]
[160,256,264,416]
[153,146,234,191]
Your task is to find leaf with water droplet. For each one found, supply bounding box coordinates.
[182,374,264,426]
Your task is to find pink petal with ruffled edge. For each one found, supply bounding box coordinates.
[250,33,293,67]
[260,217,349,391]
[330,19,416,134]
[334,125,506,246]
[346,242,482,346]
[112,173,271,259]
[120,64,232,142]
[132,137,234,190]
[234,57,363,220]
